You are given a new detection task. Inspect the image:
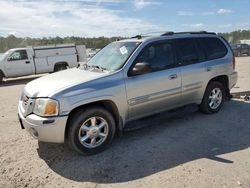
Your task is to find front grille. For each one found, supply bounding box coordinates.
[21,95,33,116]
[23,95,29,106]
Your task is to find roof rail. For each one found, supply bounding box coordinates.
[130,31,216,40]
[161,31,216,36]
[131,31,174,39]
[161,31,174,36]
[131,35,143,39]
[175,31,216,35]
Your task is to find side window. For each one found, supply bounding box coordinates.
[199,38,227,60]
[135,41,175,72]
[9,50,28,61]
[175,38,199,65]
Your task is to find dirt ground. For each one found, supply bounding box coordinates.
[0,57,250,188]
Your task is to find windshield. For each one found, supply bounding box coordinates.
[85,41,141,71]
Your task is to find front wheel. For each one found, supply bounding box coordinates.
[199,81,225,114]
[67,107,116,155]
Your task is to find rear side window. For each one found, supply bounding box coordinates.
[198,37,227,60]
[175,38,199,65]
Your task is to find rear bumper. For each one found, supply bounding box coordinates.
[229,71,238,90]
[18,105,68,143]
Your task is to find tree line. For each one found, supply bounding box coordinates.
[1,30,250,53]
[218,30,250,44]
[0,35,121,53]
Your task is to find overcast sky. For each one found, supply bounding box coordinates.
[1,0,250,38]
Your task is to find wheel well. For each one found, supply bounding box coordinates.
[209,75,230,99]
[0,70,5,77]
[54,62,69,69]
[65,100,122,139]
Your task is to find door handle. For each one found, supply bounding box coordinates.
[206,67,212,72]
[25,61,30,64]
[169,74,177,80]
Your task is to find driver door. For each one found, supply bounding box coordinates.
[124,40,182,120]
[5,50,34,77]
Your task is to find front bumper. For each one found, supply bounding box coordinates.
[18,104,68,143]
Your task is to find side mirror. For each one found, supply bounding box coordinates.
[132,62,151,75]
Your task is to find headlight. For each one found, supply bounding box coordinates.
[33,98,59,117]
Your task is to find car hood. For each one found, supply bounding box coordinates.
[24,68,107,97]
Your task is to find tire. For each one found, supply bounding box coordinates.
[54,64,67,72]
[0,73,3,84]
[199,81,226,114]
[67,107,116,155]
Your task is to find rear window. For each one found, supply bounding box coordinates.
[198,37,228,60]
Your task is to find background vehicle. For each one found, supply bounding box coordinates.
[86,48,101,60]
[0,44,86,83]
[18,31,238,155]
[231,43,250,56]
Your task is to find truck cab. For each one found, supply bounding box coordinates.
[0,48,35,78]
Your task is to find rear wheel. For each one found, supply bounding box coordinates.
[54,64,67,72]
[67,107,116,155]
[199,81,225,114]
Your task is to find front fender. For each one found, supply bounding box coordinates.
[60,95,117,115]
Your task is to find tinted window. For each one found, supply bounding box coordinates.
[9,50,28,61]
[175,38,199,65]
[135,41,175,72]
[199,37,227,60]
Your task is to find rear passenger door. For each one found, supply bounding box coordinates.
[197,37,228,86]
[175,38,208,105]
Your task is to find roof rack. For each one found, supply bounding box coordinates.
[130,31,216,40]
[161,31,216,36]
[131,35,143,39]
[161,31,174,36]
[131,31,174,39]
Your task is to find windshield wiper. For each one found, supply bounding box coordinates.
[90,65,108,71]
[82,64,108,72]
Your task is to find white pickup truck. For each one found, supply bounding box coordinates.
[0,44,86,83]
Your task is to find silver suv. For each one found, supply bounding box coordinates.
[18,31,238,155]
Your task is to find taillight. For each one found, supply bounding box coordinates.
[233,55,236,70]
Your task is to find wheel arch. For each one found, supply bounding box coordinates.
[0,69,5,77]
[208,75,230,100]
[65,100,123,140]
[54,62,69,70]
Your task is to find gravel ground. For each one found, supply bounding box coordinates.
[0,57,250,188]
